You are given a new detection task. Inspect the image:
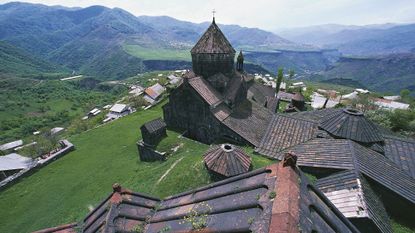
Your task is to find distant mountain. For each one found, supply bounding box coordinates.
[278,23,415,56]
[308,53,415,94]
[138,16,311,51]
[0,2,307,79]
[0,41,64,76]
[277,23,399,43]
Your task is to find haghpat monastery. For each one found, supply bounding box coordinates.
[37,17,415,233]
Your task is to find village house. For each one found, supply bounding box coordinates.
[87,108,101,118]
[105,104,131,121]
[50,127,64,135]
[0,139,23,152]
[311,92,340,109]
[0,153,34,182]
[128,85,144,96]
[143,83,166,104]
[373,98,410,110]
[167,74,181,85]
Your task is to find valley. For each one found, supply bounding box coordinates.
[0,2,414,233]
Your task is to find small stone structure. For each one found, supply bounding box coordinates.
[203,143,252,178]
[137,142,166,162]
[285,92,306,112]
[140,118,167,147]
[138,118,168,162]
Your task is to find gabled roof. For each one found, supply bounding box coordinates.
[256,114,318,159]
[188,75,223,106]
[109,104,128,113]
[141,118,166,134]
[191,19,235,54]
[316,170,392,233]
[319,109,384,143]
[265,96,279,113]
[292,92,305,102]
[247,82,275,106]
[383,135,415,179]
[0,140,23,151]
[222,100,273,146]
[0,153,34,172]
[82,185,160,233]
[203,144,251,177]
[224,74,244,103]
[286,138,415,205]
[289,108,341,122]
[145,83,165,100]
[211,103,231,121]
[36,162,359,233]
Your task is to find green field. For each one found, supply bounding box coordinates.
[0,77,123,144]
[0,100,273,233]
[123,44,191,61]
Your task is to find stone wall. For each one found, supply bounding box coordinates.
[137,141,166,162]
[191,53,234,79]
[163,86,224,144]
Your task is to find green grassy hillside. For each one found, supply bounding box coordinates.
[0,77,121,144]
[0,101,273,233]
[310,54,415,94]
[0,41,65,76]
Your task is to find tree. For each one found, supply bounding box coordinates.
[128,95,148,109]
[400,89,410,99]
[275,68,284,95]
[288,69,295,85]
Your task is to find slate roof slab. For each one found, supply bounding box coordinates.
[35,161,359,233]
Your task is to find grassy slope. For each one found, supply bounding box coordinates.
[123,44,190,61]
[0,78,117,144]
[0,41,65,76]
[0,101,273,233]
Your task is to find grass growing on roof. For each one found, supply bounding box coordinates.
[0,100,273,233]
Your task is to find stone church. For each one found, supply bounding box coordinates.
[163,17,271,145]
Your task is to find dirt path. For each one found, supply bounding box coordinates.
[156,157,184,185]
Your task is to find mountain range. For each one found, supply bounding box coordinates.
[308,53,415,94]
[279,23,415,56]
[0,2,414,94]
[0,2,306,79]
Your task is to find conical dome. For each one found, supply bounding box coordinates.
[319,108,384,143]
[292,92,305,102]
[191,19,235,54]
[204,144,251,177]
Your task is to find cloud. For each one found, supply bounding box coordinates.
[1,0,414,30]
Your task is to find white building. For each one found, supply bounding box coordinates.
[311,92,339,109]
[383,96,401,101]
[129,86,144,96]
[292,82,305,88]
[0,140,23,152]
[0,153,34,181]
[373,98,410,110]
[88,108,101,117]
[51,127,65,135]
[355,88,370,94]
[167,75,182,85]
[105,104,131,120]
[342,91,359,100]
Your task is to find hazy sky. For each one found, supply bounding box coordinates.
[1,0,415,31]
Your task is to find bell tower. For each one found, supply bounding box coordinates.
[190,17,236,80]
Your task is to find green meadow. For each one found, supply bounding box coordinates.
[0,101,272,233]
